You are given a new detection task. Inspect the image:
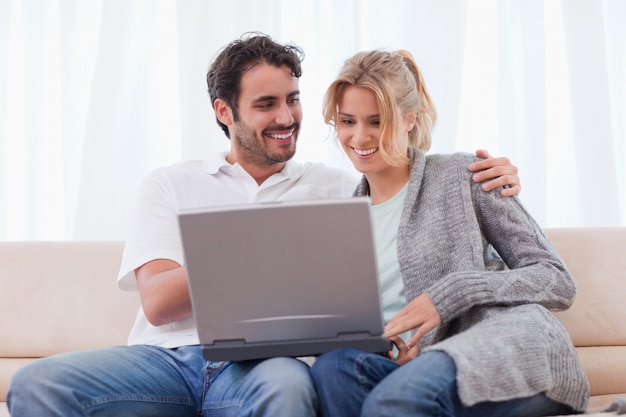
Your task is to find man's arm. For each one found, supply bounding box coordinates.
[135,259,192,327]
[470,149,521,197]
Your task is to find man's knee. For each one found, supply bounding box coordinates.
[9,357,57,397]
[255,357,313,392]
[241,357,317,414]
[7,356,75,415]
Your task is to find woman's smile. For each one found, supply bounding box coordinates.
[352,146,379,157]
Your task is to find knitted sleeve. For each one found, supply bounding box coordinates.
[425,156,576,323]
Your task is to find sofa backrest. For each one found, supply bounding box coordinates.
[0,241,140,402]
[546,228,626,346]
[545,227,626,411]
[0,241,139,357]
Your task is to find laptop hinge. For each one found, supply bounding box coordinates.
[211,339,246,347]
[337,331,373,340]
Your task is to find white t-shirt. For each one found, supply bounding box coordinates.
[117,152,359,348]
[370,184,408,344]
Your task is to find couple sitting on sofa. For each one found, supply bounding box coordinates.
[7,33,589,417]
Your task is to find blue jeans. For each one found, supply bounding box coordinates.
[310,349,576,417]
[7,344,316,416]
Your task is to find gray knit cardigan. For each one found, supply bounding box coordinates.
[353,149,590,412]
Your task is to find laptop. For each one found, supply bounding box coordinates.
[178,197,392,361]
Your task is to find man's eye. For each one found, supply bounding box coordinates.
[289,97,300,104]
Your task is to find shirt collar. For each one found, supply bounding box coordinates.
[202,152,231,175]
[202,152,302,181]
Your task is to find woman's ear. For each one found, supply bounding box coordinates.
[214,98,234,126]
[405,111,418,132]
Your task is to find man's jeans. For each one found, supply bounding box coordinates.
[310,349,576,417]
[7,344,316,416]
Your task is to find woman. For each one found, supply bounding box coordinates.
[309,50,589,417]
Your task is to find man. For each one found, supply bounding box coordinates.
[7,33,521,416]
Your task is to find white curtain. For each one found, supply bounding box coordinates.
[1,0,624,241]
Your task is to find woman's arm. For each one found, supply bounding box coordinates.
[427,176,576,325]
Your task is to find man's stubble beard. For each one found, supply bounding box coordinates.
[232,121,298,167]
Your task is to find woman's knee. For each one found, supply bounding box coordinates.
[361,351,458,417]
[310,348,360,379]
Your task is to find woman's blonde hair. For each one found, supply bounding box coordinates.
[323,50,437,166]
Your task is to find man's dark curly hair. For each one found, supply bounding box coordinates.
[206,32,305,138]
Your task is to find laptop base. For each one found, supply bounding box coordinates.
[202,335,392,362]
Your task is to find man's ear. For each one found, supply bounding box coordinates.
[214,98,234,126]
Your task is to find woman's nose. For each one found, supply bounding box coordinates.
[354,125,371,144]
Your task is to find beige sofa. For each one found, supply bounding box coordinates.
[0,242,139,417]
[1,228,625,416]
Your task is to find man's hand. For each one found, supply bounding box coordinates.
[469,149,521,197]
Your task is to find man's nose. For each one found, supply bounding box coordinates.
[275,102,295,125]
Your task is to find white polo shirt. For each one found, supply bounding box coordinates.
[117,152,359,348]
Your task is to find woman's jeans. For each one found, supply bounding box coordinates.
[310,349,576,417]
[7,344,316,416]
